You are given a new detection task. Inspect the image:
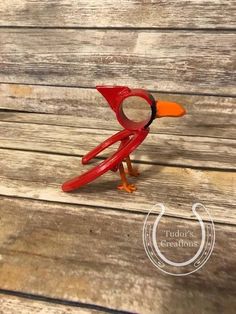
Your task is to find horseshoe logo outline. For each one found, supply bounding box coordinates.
[143,203,215,276]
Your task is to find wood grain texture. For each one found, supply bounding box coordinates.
[0,30,235,95]
[0,84,235,139]
[0,196,235,314]
[0,1,234,313]
[0,0,235,29]
[0,148,235,224]
[0,294,104,314]
[0,120,235,170]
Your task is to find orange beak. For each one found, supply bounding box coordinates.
[156,100,186,118]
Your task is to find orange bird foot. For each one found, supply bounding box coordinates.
[117,183,137,193]
[125,167,140,177]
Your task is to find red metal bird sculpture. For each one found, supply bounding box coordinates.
[62,86,186,193]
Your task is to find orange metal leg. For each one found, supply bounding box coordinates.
[117,162,137,193]
[125,156,140,177]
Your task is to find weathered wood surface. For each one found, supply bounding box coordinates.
[0,0,235,29]
[0,148,235,224]
[0,1,235,312]
[0,84,235,139]
[0,196,235,314]
[0,30,235,95]
[0,120,235,170]
[0,294,104,314]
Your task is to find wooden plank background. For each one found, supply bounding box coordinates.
[0,0,235,29]
[0,29,235,95]
[0,1,235,313]
[0,84,236,138]
[0,294,104,314]
[0,196,235,314]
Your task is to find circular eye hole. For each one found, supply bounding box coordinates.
[121,96,152,123]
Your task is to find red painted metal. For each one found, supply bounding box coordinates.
[61,85,186,192]
[62,85,155,192]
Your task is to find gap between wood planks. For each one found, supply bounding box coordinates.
[1,81,236,98]
[1,146,236,173]
[0,113,235,141]
[1,192,235,228]
[1,26,236,32]
[0,289,130,314]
